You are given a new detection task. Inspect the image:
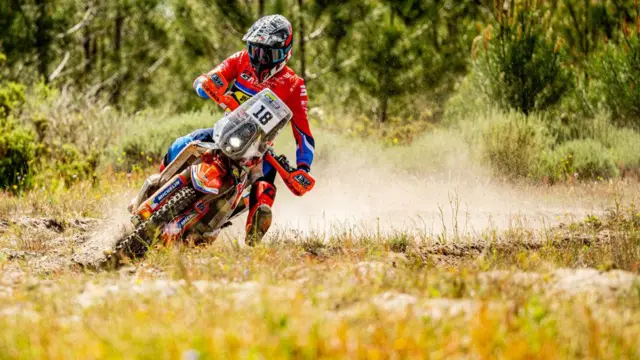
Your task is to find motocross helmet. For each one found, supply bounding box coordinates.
[242,15,293,83]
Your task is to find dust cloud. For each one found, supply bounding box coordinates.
[72,192,135,266]
[85,131,618,247]
[224,133,615,241]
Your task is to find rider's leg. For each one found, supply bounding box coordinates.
[245,168,277,246]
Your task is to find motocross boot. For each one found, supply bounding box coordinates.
[245,180,276,246]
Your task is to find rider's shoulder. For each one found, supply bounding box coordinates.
[228,50,249,62]
[278,66,304,86]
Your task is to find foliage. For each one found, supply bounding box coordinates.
[478,110,553,179]
[553,0,632,63]
[473,0,573,115]
[539,139,619,181]
[1,0,640,184]
[0,82,26,118]
[47,144,99,187]
[0,118,36,192]
[593,118,640,172]
[590,12,640,127]
[112,111,216,170]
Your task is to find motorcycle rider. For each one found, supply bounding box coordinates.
[131,14,315,245]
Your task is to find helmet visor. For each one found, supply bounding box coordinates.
[247,43,287,65]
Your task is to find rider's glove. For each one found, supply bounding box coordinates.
[196,73,239,111]
[297,165,310,173]
[285,168,315,196]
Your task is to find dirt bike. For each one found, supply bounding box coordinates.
[111,87,315,262]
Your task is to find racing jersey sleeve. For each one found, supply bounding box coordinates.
[289,78,315,170]
[193,51,245,99]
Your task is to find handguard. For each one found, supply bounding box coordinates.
[264,150,315,196]
[200,74,239,112]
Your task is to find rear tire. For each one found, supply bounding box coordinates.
[111,187,199,262]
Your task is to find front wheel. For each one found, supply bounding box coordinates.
[111,187,199,261]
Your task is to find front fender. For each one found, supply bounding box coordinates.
[191,161,226,194]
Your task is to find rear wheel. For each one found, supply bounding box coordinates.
[112,187,199,261]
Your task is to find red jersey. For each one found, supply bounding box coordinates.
[206,50,315,169]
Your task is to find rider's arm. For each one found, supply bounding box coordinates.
[289,78,314,172]
[192,51,244,99]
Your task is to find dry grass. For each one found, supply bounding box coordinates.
[0,170,640,359]
[0,236,639,359]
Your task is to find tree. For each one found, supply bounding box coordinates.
[474,0,573,115]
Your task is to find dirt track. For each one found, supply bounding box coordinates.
[0,206,626,273]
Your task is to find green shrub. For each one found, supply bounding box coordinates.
[0,119,35,191]
[0,82,25,118]
[112,111,216,169]
[589,17,640,127]
[479,111,553,179]
[49,144,99,187]
[569,113,640,172]
[539,139,619,181]
[601,126,640,172]
[473,0,573,115]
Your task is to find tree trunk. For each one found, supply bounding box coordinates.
[380,93,388,123]
[112,7,125,105]
[34,0,51,81]
[298,0,306,80]
[258,0,264,17]
[83,2,93,76]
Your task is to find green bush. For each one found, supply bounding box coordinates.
[473,0,573,115]
[112,111,216,169]
[600,125,640,172]
[538,139,619,181]
[0,119,35,191]
[564,113,640,173]
[589,20,640,127]
[48,144,99,187]
[479,110,553,179]
[0,82,25,118]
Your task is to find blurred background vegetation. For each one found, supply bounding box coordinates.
[0,0,639,192]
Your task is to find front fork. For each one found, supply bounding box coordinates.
[132,170,191,225]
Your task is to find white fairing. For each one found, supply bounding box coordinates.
[212,89,292,162]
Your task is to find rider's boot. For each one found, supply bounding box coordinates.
[245,180,276,246]
[128,173,162,213]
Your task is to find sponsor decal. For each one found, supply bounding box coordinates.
[178,212,198,228]
[233,91,251,104]
[263,92,281,109]
[210,74,224,88]
[195,200,208,213]
[294,174,312,188]
[151,177,184,209]
[240,70,253,81]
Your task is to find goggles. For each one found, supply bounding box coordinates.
[247,43,290,64]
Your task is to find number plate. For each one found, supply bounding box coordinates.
[248,98,282,133]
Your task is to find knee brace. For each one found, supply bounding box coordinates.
[245,180,276,246]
